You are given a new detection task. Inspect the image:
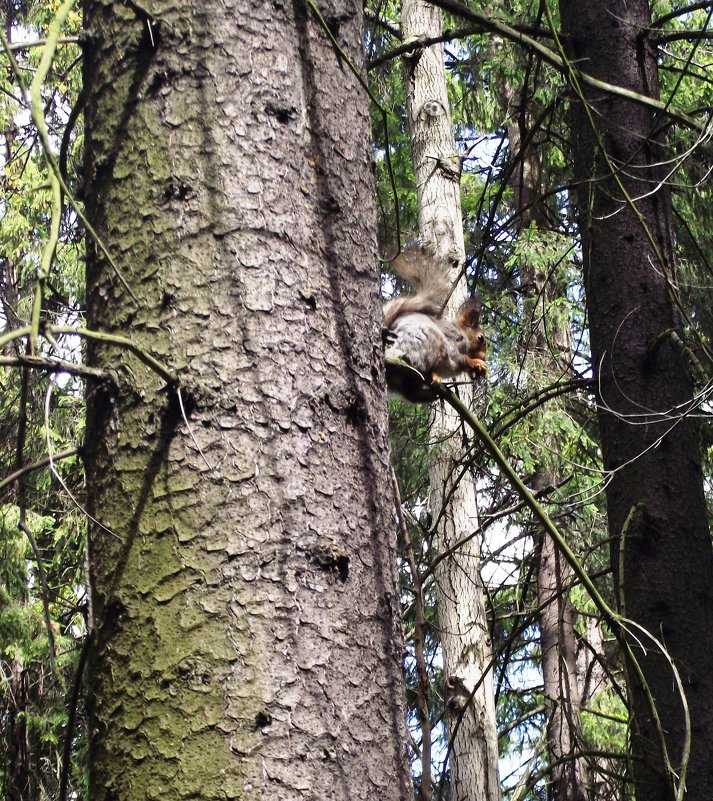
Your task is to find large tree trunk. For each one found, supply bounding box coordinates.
[82,2,409,799]
[400,3,500,800]
[558,1,713,799]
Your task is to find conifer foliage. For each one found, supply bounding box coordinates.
[2,1,713,799]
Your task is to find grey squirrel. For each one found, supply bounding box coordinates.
[383,249,487,403]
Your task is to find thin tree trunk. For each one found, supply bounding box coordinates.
[502,85,591,801]
[400,3,500,799]
[4,659,31,801]
[535,531,590,801]
[558,1,713,798]
[82,2,409,799]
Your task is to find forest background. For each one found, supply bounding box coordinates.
[1,1,713,800]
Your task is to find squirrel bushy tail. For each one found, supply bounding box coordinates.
[382,248,487,402]
[383,250,453,329]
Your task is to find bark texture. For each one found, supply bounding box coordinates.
[82,2,409,799]
[558,1,713,799]
[400,3,500,800]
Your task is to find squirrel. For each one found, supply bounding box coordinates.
[383,249,487,403]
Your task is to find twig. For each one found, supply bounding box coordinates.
[432,381,689,800]
[58,633,90,801]
[49,325,177,385]
[177,386,215,471]
[0,355,106,380]
[7,35,80,51]
[425,0,706,132]
[18,519,58,681]
[391,467,432,801]
[0,447,80,496]
[14,368,59,683]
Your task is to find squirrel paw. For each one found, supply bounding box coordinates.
[466,358,488,379]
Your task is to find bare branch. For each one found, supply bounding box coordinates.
[0,447,81,496]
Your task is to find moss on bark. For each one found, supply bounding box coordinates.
[83,1,409,799]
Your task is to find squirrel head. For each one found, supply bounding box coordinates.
[456,299,487,360]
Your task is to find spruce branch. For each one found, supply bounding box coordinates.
[0,7,138,303]
[425,0,707,132]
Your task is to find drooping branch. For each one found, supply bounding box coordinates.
[0,355,107,380]
[421,0,705,131]
[0,15,137,303]
[391,469,433,801]
[0,324,177,386]
[652,1,713,28]
[0,447,81,496]
[432,381,690,800]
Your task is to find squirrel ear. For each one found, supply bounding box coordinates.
[460,298,481,326]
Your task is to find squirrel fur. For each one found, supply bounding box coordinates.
[383,249,487,403]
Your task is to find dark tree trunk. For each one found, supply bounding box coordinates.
[82,1,409,799]
[558,1,713,799]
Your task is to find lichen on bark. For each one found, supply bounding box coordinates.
[83,1,409,799]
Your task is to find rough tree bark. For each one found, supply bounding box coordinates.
[82,2,409,799]
[400,2,500,800]
[558,1,713,799]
